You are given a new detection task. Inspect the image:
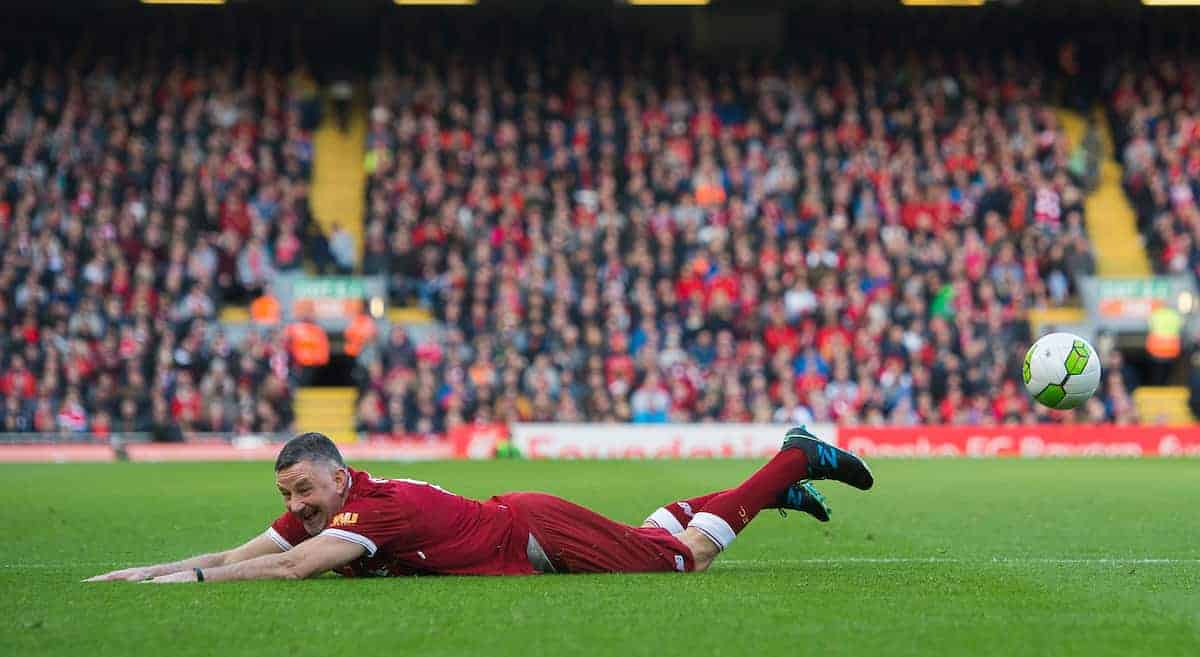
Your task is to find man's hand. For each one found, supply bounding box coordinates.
[81,533,283,583]
[82,533,359,584]
[143,570,199,584]
[83,567,158,582]
[185,534,364,582]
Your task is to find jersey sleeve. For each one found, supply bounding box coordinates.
[317,494,417,558]
[266,512,310,551]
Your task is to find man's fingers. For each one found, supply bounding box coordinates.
[82,569,148,582]
[141,573,185,584]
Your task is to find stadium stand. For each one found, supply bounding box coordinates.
[6,13,1182,441]
[353,30,1137,433]
[0,31,321,437]
[1108,57,1200,285]
[1104,52,1200,422]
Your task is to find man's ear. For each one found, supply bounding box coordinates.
[334,467,349,494]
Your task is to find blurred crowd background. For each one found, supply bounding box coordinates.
[1,4,1198,440]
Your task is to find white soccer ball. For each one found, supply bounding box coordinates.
[1022,332,1102,410]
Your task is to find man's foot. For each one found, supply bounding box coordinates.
[777,482,831,522]
[782,426,875,490]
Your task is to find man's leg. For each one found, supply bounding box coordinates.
[643,491,722,533]
[678,427,873,570]
[497,429,870,575]
[500,492,697,574]
[643,482,831,533]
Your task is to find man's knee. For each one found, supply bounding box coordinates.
[643,507,685,533]
[676,527,720,571]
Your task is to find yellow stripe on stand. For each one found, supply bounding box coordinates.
[311,91,367,271]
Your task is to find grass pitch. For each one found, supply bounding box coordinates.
[1,458,1197,657]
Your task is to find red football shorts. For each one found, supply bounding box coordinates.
[496,492,696,574]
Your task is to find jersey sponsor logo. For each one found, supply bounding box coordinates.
[330,512,359,527]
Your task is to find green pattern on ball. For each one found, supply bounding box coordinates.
[1035,383,1066,408]
[1064,339,1090,376]
[1022,344,1035,385]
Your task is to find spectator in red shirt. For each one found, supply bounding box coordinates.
[0,355,37,400]
[346,21,1111,429]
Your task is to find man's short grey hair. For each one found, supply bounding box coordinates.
[274,432,347,472]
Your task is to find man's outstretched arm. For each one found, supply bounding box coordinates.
[144,534,365,583]
[84,533,285,582]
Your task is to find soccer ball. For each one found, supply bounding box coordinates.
[1022,332,1102,410]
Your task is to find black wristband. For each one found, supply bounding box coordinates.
[193,567,205,582]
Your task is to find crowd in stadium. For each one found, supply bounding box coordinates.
[353,41,1139,434]
[0,49,318,437]
[1110,56,1200,283]
[2,28,1162,439]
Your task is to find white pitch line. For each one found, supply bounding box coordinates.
[716,557,1200,565]
[3,557,1198,571]
[0,562,125,569]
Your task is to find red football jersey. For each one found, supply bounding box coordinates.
[266,468,535,577]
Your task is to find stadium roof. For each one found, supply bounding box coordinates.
[2,0,1191,15]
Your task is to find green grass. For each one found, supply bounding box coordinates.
[1,459,1198,657]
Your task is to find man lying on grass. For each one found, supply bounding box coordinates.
[86,430,873,582]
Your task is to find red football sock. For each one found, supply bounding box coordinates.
[687,449,809,550]
[666,491,722,526]
[645,491,721,533]
[645,484,793,533]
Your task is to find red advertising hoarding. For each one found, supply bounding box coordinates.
[0,444,117,463]
[507,423,839,460]
[124,439,458,462]
[2,424,1197,462]
[837,425,1200,458]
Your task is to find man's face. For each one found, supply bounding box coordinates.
[275,460,349,536]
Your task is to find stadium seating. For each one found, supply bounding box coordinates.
[3,26,1167,439]
[0,43,321,437]
[354,43,1135,431]
[1109,62,1200,284]
[1103,56,1200,422]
